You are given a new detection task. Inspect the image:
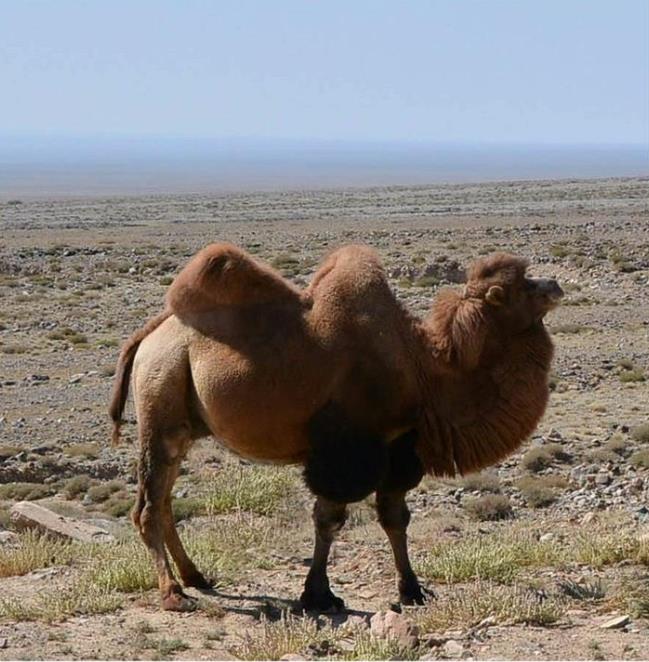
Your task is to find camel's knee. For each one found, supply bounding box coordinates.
[137,502,166,546]
[304,402,388,503]
[313,499,348,539]
[376,492,411,531]
[131,493,145,532]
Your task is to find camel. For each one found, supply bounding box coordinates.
[109,243,563,612]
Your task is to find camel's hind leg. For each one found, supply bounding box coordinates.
[132,420,196,611]
[300,497,347,612]
[161,459,211,590]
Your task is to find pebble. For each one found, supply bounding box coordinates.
[69,373,84,384]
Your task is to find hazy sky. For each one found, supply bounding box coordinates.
[1,0,648,145]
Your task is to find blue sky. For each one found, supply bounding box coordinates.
[1,0,648,145]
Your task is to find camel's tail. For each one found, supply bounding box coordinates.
[109,310,172,445]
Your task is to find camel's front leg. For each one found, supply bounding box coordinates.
[376,489,427,605]
[300,496,347,612]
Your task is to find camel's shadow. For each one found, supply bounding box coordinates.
[193,586,373,625]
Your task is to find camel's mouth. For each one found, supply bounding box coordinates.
[533,278,564,311]
[545,290,564,308]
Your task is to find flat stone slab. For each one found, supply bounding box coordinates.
[10,501,115,543]
[600,615,630,630]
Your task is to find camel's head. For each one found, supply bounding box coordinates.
[464,253,563,332]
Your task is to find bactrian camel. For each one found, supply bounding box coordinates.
[110,244,563,612]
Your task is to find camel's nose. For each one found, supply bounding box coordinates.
[534,278,564,299]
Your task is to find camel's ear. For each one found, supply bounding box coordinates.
[485,285,505,306]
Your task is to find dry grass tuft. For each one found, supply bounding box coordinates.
[63,443,100,459]
[205,463,298,516]
[464,495,513,521]
[630,449,649,469]
[0,531,76,578]
[631,423,649,443]
[418,526,647,585]
[231,612,420,661]
[620,369,646,383]
[459,471,501,493]
[63,475,92,499]
[417,581,564,632]
[232,613,326,660]
[0,483,54,501]
[517,475,568,508]
[521,444,571,472]
[0,582,122,623]
[604,434,631,457]
[86,480,126,503]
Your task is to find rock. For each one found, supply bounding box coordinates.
[0,530,19,545]
[68,373,84,384]
[0,638,6,649]
[344,614,370,630]
[370,610,419,649]
[595,473,612,486]
[279,655,304,661]
[600,615,629,629]
[443,639,465,658]
[10,501,114,543]
[581,512,597,525]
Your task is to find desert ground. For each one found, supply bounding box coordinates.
[0,176,648,660]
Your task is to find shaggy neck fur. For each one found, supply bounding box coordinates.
[413,288,554,476]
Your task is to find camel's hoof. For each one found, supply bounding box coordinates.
[162,590,197,612]
[400,583,434,606]
[182,571,213,590]
[300,588,346,613]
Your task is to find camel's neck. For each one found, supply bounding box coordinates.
[414,298,554,476]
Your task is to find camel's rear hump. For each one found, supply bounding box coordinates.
[167,242,303,317]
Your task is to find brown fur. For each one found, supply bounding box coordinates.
[414,253,555,475]
[108,309,172,445]
[166,242,303,315]
[109,246,561,611]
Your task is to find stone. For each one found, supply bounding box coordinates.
[69,373,84,384]
[0,638,6,649]
[600,615,630,629]
[10,501,114,543]
[344,614,370,630]
[370,610,419,648]
[595,473,612,486]
[443,639,465,658]
[581,512,597,525]
[0,530,19,545]
[279,655,304,661]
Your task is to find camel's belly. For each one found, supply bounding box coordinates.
[189,336,336,464]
